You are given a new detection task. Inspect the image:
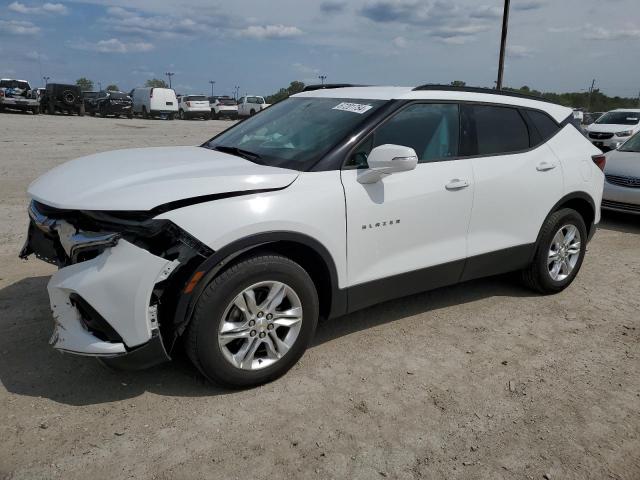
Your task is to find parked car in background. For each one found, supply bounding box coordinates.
[82,91,99,113]
[20,85,604,388]
[131,87,178,119]
[40,83,84,116]
[602,131,640,214]
[584,109,640,150]
[0,79,40,114]
[237,95,270,117]
[88,90,133,118]
[178,95,210,120]
[582,112,603,126]
[209,96,238,119]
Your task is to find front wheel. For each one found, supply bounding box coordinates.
[522,208,587,294]
[185,254,319,388]
[179,109,185,120]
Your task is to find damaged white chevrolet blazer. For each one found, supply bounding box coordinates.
[21,85,605,387]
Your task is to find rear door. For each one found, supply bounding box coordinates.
[462,104,564,279]
[341,103,475,309]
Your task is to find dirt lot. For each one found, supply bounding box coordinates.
[0,111,638,480]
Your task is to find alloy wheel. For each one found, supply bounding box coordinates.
[547,224,581,281]
[217,281,303,370]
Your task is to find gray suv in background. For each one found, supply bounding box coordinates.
[602,132,640,214]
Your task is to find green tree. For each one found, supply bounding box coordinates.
[76,77,93,91]
[265,81,306,104]
[145,78,168,88]
[105,84,119,91]
[450,80,466,87]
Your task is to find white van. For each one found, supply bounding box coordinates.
[130,87,179,119]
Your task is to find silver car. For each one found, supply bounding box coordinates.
[602,132,640,214]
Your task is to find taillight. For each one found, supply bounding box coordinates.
[592,154,606,171]
[0,90,4,97]
[150,88,154,98]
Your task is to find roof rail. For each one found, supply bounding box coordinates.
[412,84,554,104]
[303,83,368,92]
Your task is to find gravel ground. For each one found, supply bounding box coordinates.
[1,111,639,480]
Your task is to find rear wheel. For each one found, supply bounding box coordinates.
[185,254,319,388]
[522,208,587,294]
[179,109,186,120]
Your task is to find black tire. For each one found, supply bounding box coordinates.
[179,109,186,120]
[522,208,587,294]
[185,254,319,388]
[249,109,256,116]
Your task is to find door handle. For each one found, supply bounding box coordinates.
[536,161,557,172]
[445,179,470,191]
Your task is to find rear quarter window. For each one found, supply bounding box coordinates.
[527,110,560,141]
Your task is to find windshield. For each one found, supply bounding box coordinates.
[205,97,387,170]
[186,95,207,101]
[619,132,640,153]
[595,111,640,126]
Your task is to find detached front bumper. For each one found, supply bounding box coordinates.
[20,201,185,368]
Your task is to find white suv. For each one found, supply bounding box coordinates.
[21,85,604,388]
[178,94,210,120]
[584,109,640,150]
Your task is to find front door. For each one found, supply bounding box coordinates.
[340,103,475,310]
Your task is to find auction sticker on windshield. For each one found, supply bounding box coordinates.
[333,102,373,114]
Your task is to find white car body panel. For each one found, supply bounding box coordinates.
[131,87,178,115]
[48,240,177,352]
[341,161,473,286]
[466,144,563,257]
[157,171,349,287]
[27,146,299,211]
[546,126,604,224]
[237,96,270,117]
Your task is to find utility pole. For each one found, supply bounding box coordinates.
[496,0,510,90]
[318,75,327,86]
[209,80,216,97]
[234,85,240,100]
[587,78,596,111]
[42,76,50,86]
[165,72,175,89]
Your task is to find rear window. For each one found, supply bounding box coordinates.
[0,80,29,89]
[470,105,530,155]
[527,110,560,141]
[218,98,236,105]
[186,95,207,101]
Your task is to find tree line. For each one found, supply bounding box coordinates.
[74,77,168,92]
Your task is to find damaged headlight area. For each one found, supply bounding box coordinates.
[20,200,213,368]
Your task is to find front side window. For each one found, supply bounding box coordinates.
[206,97,386,171]
[471,105,529,155]
[346,103,460,168]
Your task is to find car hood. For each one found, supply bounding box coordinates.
[604,149,640,177]
[28,146,300,211]
[586,124,638,134]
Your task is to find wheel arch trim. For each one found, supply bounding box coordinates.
[170,231,346,349]
[539,191,597,246]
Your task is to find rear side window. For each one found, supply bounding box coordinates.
[470,105,529,155]
[527,110,560,141]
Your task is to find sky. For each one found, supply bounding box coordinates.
[1,0,639,98]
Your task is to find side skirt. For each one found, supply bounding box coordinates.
[344,244,535,314]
